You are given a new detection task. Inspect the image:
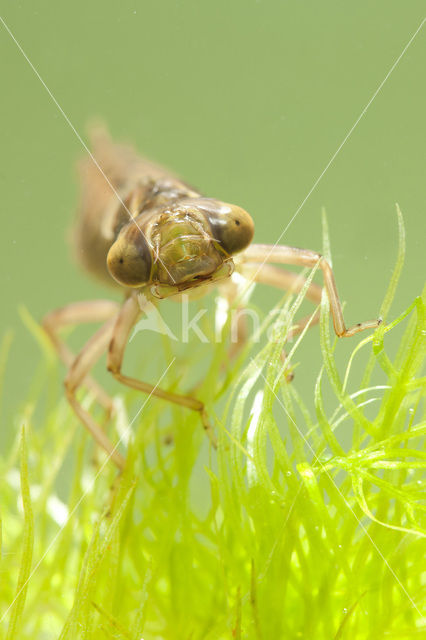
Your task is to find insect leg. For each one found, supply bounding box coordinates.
[217,277,251,360]
[236,262,322,339]
[239,245,381,337]
[64,315,126,469]
[42,300,120,411]
[106,293,216,447]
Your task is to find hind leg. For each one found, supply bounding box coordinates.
[63,315,125,468]
[42,300,120,412]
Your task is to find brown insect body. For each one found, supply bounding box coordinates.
[73,129,253,298]
[73,130,198,285]
[43,127,380,470]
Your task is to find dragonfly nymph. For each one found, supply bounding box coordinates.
[43,127,380,469]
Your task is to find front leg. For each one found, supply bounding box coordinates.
[239,244,381,337]
[107,293,216,447]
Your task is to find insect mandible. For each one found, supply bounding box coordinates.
[43,127,381,469]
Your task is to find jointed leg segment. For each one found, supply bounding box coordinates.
[237,262,323,339]
[239,244,381,337]
[107,294,214,445]
[43,242,378,470]
[43,300,125,468]
[42,300,120,411]
[43,294,213,470]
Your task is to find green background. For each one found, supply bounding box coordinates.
[1,1,425,438]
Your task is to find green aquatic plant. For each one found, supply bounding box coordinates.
[0,208,424,639]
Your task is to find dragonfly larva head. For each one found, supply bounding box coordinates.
[153,199,254,287]
[106,198,254,289]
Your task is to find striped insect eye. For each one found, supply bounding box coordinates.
[107,221,152,287]
[194,199,255,256]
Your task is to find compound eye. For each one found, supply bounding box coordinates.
[107,222,152,287]
[202,201,255,255]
